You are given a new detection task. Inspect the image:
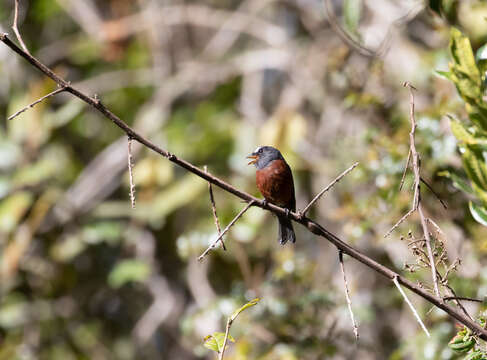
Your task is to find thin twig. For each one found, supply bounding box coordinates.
[300,162,359,216]
[420,177,447,209]
[384,208,415,238]
[443,296,483,303]
[339,251,359,341]
[402,81,440,298]
[392,276,430,337]
[12,0,30,54]
[127,137,136,209]
[8,86,66,120]
[399,149,411,191]
[3,32,487,340]
[205,166,225,250]
[198,201,254,260]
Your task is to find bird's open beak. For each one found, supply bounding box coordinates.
[246,154,258,165]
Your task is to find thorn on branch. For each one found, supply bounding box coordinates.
[205,165,225,251]
[338,250,359,341]
[392,276,430,337]
[127,137,136,209]
[8,86,67,121]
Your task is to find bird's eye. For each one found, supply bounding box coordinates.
[258,148,263,154]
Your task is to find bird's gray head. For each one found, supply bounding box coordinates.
[246,146,284,170]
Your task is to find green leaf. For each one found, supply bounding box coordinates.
[438,170,473,195]
[469,201,487,227]
[449,28,481,82]
[203,332,234,353]
[230,298,260,321]
[462,147,487,191]
[450,118,477,144]
[435,70,453,80]
[108,260,150,288]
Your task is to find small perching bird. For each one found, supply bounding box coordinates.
[247,146,296,245]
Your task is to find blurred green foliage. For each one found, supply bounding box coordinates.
[1,0,487,359]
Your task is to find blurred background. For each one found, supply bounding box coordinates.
[1,0,487,359]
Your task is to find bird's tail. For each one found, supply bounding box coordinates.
[278,216,296,245]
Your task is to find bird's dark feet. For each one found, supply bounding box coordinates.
[261,199,268,208]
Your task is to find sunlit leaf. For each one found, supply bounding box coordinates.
[203,332,234,353]
[462,147,487,190]
[438,170,473,195]
[230,298,260,321]
[469,201,487,227]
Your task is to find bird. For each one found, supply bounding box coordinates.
[247,146,296,245]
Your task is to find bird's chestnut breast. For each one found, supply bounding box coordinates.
[255,159,295,208]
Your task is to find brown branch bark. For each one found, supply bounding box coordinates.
[2,32,487,340]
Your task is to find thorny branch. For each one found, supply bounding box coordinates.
[2,32,487,339]
[198,201,255,260]
[300,162,359,216]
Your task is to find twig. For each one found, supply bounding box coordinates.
[420,177,447,210]
[392,276,430,337]
[384,208,415,238]
[8,86,66,120]
[205,166,225,250]
[127,137,136,209]
[386,82,441,297]
[339,251,359,341]
[3,33,487,340]
[403,81,440,298]
[12,0,30,54]
[443,296,483,303]
[198,201,254,260]
[399,149,411,191]
[300,162,359,216]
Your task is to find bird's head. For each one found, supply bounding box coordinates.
[246,146,283,169]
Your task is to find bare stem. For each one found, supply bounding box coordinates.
[301,162,359,216]
[8,86,66,120]
[205,166,225,250]
[127,137,136,209]
[198,201,254,261]
[392,276,430,337]
[339,251,359,341]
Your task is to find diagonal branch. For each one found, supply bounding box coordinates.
[198,201,255,261]
[8,86,66,120]
[392,276,430,337]
[300,162,359,216]
[2,32,487,340]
